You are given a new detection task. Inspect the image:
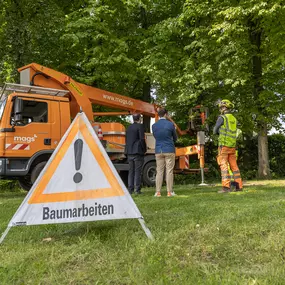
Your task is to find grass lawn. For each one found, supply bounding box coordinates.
[1,180,285,284]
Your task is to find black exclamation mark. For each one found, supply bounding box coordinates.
[73,139,83,183]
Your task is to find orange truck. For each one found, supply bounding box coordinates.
[0,63,207,191]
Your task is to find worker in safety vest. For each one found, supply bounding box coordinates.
[213,99,243,193]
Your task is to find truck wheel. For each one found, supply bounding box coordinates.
[18,161,47,192]
[18,176,33,191]
[31,161,47,184]
[142,161,156,187]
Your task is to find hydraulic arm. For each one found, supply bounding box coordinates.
[19,63,156,121]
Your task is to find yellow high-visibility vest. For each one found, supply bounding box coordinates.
[218,114,237,147]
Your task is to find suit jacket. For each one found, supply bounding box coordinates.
[125,122,147,155]
[152,118,177,153]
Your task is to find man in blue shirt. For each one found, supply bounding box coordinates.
[152,108,177,197]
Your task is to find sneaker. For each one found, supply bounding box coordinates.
[128,189,134,194]
[230,181,237,191]
[135,191,143,195]
[235,188,243,192]
[167,191,176,197]
[154,192,161,197]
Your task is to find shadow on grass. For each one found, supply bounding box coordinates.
[170,182,285,203]
[47,220,131,243]
[0,191,26,199]
[2,221,125,245]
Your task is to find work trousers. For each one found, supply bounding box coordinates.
[155,153,176,193]
[217,146,242,189]
[127,155,144,193]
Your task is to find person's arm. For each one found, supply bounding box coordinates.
[139,124,147,153]
[172,124,178,142]
[138,124,145,139]
[213,116,224,135]
[124,127,129,154]
[152,124,156,138]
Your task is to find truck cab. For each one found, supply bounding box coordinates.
[0,84,158,190]
[0,84,70,190]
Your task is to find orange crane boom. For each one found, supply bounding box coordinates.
[18,63,157,121]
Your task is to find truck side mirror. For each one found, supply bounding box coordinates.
[14,97,24,123]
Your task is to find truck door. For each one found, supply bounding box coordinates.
[5,98,52,158]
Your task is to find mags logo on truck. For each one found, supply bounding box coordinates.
[14,134,37,143]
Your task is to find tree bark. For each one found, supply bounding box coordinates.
[249,18,271,179]
[142,79,151,132]
[140,6,151,132]
[258,123,271,178]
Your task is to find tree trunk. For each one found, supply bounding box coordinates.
[258,122,271,178]
[249,18,271,179]
[142,79,151,132]
[140,6,151,132]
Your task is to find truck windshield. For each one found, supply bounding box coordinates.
[0,98,7,120]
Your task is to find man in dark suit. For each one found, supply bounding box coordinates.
[125,114,146,194]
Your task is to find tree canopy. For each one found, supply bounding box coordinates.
[1,0,285,177]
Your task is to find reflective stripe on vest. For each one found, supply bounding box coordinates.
[218,114,237,147]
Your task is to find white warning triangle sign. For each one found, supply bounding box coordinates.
[0,112,152,243]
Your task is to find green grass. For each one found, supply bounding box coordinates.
[1,180,285,284]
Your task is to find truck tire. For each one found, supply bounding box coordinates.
[18,161,47,191]
[31,161,47,184]
[18,175,33,191]
[142,161,156,187]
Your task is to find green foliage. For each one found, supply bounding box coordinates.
[0,0,68,84]
[238,134,285,179]
[1,0,285,177]
[142,0,285,134]
[61,0,147,98]
[268,134,285,178]
[0,180,19,192]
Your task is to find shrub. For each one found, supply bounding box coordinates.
[0,180,19,192]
